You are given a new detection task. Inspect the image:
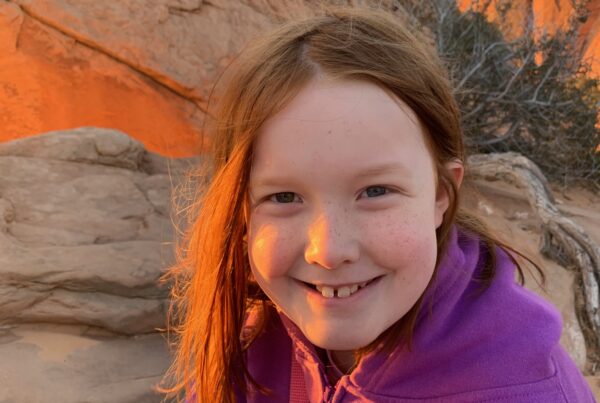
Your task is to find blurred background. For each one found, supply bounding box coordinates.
[0,0,598,402]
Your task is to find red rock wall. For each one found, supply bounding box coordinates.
[458,0,600,75]
[0,1,597,157]
[0,1,208,157]
[0,0,281,157]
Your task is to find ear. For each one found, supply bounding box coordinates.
[434,159,464,228]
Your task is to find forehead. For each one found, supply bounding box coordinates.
[251,79,434,181]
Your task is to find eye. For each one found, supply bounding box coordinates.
[361,185,389,198]
[269,192,301,203]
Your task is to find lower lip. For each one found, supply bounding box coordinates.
[298,276,384,308]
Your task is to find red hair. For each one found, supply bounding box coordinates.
[157,6,543,402]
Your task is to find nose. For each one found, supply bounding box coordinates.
[304,211,359,270]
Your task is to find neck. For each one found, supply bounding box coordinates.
[329,349,357,374]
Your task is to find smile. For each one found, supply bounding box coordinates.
[299,276,383,299]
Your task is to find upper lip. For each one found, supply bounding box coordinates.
[297,276,382,288]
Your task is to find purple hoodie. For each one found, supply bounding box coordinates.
[231,225,596,402]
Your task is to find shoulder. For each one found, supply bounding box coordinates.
[551,345,597,402]
[347,229,595,401]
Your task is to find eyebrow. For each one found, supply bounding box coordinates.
[351,162,411,180]
[250,162,411,189]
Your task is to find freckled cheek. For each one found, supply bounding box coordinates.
[247,222,299,279]
[363,215,438,272]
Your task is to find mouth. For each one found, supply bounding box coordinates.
[298,276,384,299]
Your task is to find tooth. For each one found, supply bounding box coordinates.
[321,286,334,298]
[316,285,322,292]
[360,282,367,288]
[350,284,359,294]
[336,286,351,298]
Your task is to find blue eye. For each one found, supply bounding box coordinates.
[363,186,388,198]
[270,192,300,203]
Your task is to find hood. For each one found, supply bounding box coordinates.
[276,225,563,400]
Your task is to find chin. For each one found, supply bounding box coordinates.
[305,327,379,351]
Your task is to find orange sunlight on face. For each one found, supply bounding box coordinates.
[246,78,453,364]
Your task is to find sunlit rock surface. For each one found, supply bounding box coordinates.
[0,324,170,403]
[458,0,600,75]
[0,128,181,334]
[2,0,595,157]
[0,128,202,402]
[0,0,281,156]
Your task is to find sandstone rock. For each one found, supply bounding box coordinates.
[0,2,205,157]
[0,323,170,403]
[1,0,598,158]
[0,0,417,157]
[0,127,186,334]
[11,0,275,98]
[586,375,600,399]
[0,127,146,169]
[0,127,198,402]
[456,0,600,74]
[11,289,167,335]
[0,0,22,53]
[0,0,281,156]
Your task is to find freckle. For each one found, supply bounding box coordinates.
[328,130,332,134]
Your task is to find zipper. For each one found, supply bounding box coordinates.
[323,376,345,403]
[322,352,348,402]
[323,385,334,402]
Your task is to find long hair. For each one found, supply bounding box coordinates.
[158,7,545,402]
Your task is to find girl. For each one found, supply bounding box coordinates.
[159,7,595,403]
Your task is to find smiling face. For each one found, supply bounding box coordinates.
[247,78,454,353]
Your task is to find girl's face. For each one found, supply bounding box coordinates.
[247,78,459,352]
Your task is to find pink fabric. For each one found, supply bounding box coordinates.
[290,349,310,402]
